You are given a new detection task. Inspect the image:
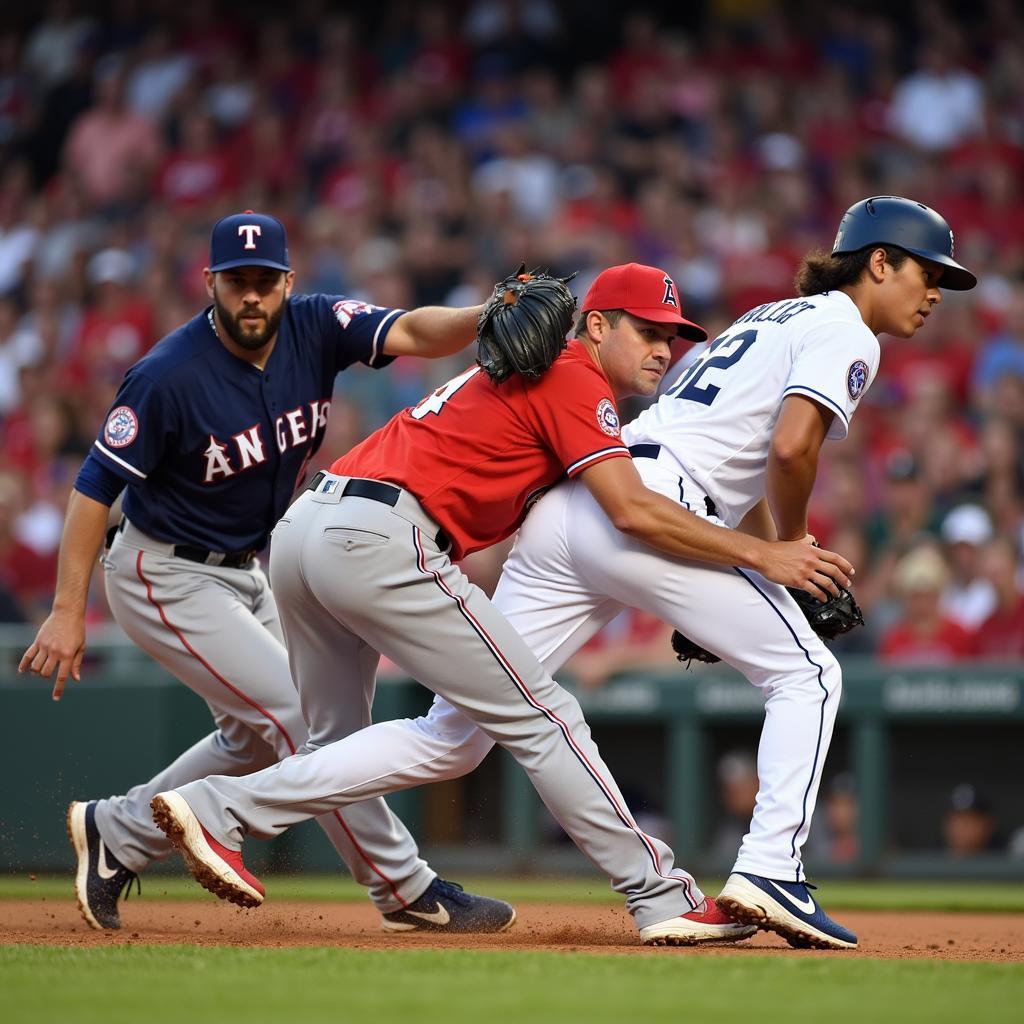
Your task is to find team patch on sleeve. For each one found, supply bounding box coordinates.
[104,405,139,448]
[596,398,620,437]
[846,360,869,400]
[332,298,384,328]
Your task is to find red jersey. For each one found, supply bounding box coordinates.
[331,341,629,559]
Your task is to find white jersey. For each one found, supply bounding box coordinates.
[623,290,880,527]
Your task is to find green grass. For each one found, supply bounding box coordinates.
[4,873,1024,912]
[1,946,1022,1024]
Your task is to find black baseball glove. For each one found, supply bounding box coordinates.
[670,630,721,668]
[670,586,864,668]
[785,585,865,640]
[477,265,578,384]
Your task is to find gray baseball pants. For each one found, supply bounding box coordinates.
[177,476,701,929]
[93,519,434,911]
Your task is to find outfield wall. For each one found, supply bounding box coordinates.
[2,626,1021,878]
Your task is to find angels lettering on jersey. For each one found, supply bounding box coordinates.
[199,401,331,483]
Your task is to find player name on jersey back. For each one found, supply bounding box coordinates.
[623,291,880,528]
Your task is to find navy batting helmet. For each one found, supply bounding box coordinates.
[831,196,976,291]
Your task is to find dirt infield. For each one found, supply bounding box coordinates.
[2,899,1022,960]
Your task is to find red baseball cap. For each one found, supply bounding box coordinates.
[581,263,707,342]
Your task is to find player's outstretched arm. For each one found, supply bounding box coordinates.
[381,304,486,359]
[19,489,112,701]
[580,458,852,599]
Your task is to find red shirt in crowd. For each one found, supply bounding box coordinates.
[879,617,976,664]
[974,597,1024,659]
[332,341,628,560]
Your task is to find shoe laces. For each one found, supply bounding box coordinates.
[430,879,472,908]
[120,872,141,902]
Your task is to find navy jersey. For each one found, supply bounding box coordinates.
[75,294,401,551]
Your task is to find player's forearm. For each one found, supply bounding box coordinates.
[766,448,817,541]
[610,489,768,570]
[386,305,485,358]
[50,490,112,615]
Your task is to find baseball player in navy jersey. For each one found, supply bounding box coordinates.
[20,211,515,934]
[184,199,970,951]
[148,262,856,946]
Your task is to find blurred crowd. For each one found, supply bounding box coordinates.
[1,0,1024,666]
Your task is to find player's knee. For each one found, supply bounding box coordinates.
[212,727,273,768]
[411,713,495,779]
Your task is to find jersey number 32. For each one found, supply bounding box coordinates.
[665,328,758,406]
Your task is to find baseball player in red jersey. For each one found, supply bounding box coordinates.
[153,264,853,945]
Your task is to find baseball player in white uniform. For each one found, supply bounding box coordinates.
[437,195,976,949]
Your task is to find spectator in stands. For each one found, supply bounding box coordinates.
[0,294,43,416]
[0,470,56,621]
[942,783,1000,857]
[973,285,1024,415]
[805,772,859,866]
[708,751,759,863]
[60,247,153,394]
[886,40,985,152]
[974,535,1024,658]
[880,544,976,663]
[0,161,40,296]
[940,504,997,630]
[865,450,943,555]
[62,58,161,213]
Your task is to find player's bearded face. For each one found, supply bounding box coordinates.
[213,272,288,350]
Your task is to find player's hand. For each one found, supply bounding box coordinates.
[759,539,854,601]
[18,610,87,701]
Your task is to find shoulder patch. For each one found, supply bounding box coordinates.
[847,360,869,401]
[332,298,383,328]
[104,405,139,448]
[596,397,620,437]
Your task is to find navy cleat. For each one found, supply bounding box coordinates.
[381,878,516,934]
[66,801,140,930]
[717,872,857,950]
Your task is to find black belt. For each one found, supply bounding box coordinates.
[628,443,662,460]
[305,472,449,550]
[106,516,257,568]
[174,544,257,568]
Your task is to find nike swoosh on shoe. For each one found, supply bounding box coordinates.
[407,906,450,925]
[97,840,121,880]
[766,879,816,914]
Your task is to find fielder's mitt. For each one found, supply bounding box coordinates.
[785,585,865,641]
[670,630,721,668]
[670,586,864,668]
[477,264,577,384]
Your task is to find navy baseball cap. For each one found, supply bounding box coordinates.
[209,211,291,272]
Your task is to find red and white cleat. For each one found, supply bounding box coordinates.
[639,896,758,946]
[151,790,264,908]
